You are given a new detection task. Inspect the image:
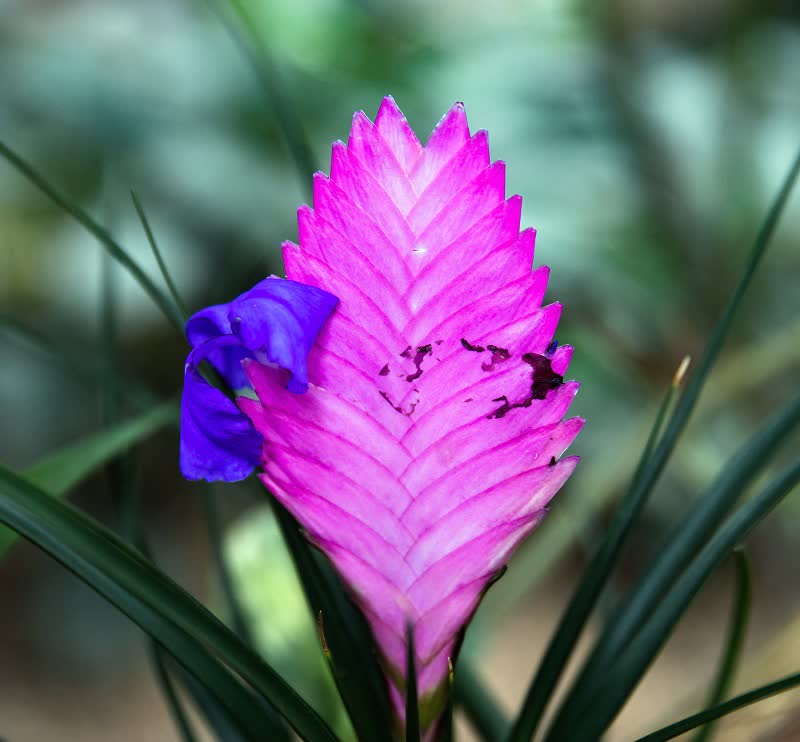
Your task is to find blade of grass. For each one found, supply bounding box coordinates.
[0,401,178,558]
[555,458,800,741]
[506,363,683,740]
[506,145,800,742]
[99,243,197,742]
[124,200,282,737]
[0,140,185,333]
[269,495,393,742]
[546,392,800,726]
[441,659,454,742]
[405,623,420,742]
[692,549,752,742]
[23,400,178,497]
[634,671,800,742]
[453,662,510,742]
[131,190,189,324]
[0,465,339,742]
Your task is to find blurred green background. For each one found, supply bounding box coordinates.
[1,0,799,739]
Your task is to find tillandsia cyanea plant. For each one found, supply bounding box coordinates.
[181,97,583,737]
[2,82,800,742]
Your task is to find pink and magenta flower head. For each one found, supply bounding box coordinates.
[181,97,583,737]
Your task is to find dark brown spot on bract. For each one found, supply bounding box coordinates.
[522,352,564,400]
[405,343,433,383]
[487,352,564,419]
[378,364,390,376]
[549,456,557,466]
[482,344,511,372]
[380,391,417,416]
[461,338,485,353]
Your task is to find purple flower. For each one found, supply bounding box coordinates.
[180,276,338,482]
[237,98,584,735]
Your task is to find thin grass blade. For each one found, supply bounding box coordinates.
[131,190,189,323]
[453,661,510,742]
[269,495,393,741]
[0,140,185,333]
[692,548,752,742]
[634,671,800,742]
[506,365,682,740]
[556,458,800,741]
[24,400,178,498]
[406,623,420,742]
[0,401,178,557]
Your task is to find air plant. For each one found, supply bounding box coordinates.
[0,92,798,742]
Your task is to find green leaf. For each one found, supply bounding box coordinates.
[176,663,259,742]
[131,190,190,324]
[555,458,800,741]
[634,671,800,742]
[0,401,179,558]
[506,372,681,741]
[506,145,800,742]
[405,624,420,742]
[0,140,186,334]
[147,642,200,742]
[453,662,510,742]
[25,400,179,497]
[270,495,394,742]
[0,465,339,742]
[692,549,752,742]
[545,392,800,726]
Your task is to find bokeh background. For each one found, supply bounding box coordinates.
[1,0,799,739]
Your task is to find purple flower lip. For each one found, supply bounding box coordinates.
[179,275,338,482]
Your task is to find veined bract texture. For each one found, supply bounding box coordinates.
[239,97,584,737]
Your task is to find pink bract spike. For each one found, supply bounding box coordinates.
[242,98,583,737]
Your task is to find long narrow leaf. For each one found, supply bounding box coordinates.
[131,190,189,324]
[0,465,339,742]
[124,198,278,738]
[555,458,800,741]
[506,364,682,740]
[406,624,420,742]
[548,392,800,724]
[634,671,800,742]
[270,495,393,741]
[0,401,178,558]
[24,400,178,497]
[693,549,752,742]
[0,140,185,333]
[453,662,510,742]
[506,145,800,742]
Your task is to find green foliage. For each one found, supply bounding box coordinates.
[693,549,752,742]
[0,465,337,742]
[0,401,177,557]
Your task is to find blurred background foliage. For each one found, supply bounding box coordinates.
[0,0,799,739]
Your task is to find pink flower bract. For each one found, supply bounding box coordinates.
[239,97,583,734]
